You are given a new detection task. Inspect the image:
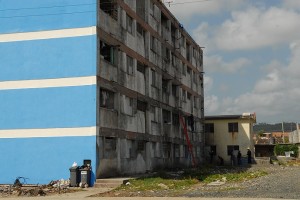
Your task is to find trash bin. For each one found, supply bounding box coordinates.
[79,159,92,187]
[69,166,80,187]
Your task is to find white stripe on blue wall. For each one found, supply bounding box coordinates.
[0,126,97,138]
[0,76,96,90]
[0,26,96,43]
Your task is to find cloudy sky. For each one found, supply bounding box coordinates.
[168,0,300,123]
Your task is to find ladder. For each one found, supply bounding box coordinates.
[179,115,196,167]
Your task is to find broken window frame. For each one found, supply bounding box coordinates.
[162,79,169,94]
[137,62,145,74]
[151,69,156,87]
[126,55,134,75]
[172,84,178,97]
[150,35,158,53]
[137,100,147,112]
[162,109,171,124]
[137,141,145,152]
[187,67,191,75]
[163,47,170,63]
[121,95,133,116]
[126,14,133,35]
[182,63,186,76]
[181,89,187,102]
[187,92,192,101]
[150,105,159,123]
[100,40,117,65]
[100,0,118,21]
[100,89,115,109]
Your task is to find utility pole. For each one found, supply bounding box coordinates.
[282,122,284,143]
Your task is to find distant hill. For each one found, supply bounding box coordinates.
[254,122,297,133]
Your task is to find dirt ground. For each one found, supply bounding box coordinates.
[95,165,300,199]
[2,165,300,199]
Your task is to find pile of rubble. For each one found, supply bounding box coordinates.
[0,178,76,197]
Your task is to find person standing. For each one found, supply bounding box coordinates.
[237,150,242,165]
[209,150,214,164]
[247,148,252,164]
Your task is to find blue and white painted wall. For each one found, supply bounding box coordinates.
[0,0,97,184]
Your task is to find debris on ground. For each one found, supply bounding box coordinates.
[0,178,79,197]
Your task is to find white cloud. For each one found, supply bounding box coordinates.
[205,41,300,122]
[204,95,219,113]
[214,7,300,50]
[168,0,244,22]
[205,55,250,73]
[282,0,300,10]
[192,22,213,51]
[203,75,213,92]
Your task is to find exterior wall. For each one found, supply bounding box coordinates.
[0,0,97,184]
[205,118,255,164]
[97,0,205,177]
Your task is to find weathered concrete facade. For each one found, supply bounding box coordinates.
[97,0,205,177]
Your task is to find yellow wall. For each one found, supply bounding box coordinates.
[205,118,255,164]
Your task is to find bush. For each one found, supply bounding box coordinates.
[274,144,299,157]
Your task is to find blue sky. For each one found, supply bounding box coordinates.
[168,0,300,123]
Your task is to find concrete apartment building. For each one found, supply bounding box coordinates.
[0,0,204,184]
[205,113,256,164]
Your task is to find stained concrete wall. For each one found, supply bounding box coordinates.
[97,0,205,178]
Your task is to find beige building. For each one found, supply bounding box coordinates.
[98,0,204,177]
[204,113,256,164]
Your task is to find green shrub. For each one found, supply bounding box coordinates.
[274,144,299,157]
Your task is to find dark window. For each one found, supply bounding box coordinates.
[163,142,171,158]
[137,62,145,74]
[210,145,216,155]
[184,145,189,158]
[100,40,116,65]
[171,25,176,46]
[137,141,145,151]
[227,145,239,155]
[228,122,238,132]
[205,123,214,133]
[150,36,157,52]
[137,100,147,112]
[187,92,191,100]
[100,89,114,109]
[172,113,179,126]
[162,79,169,93]
[162,109,171,123]
[126,55,134,75]
[187,67,191,74]
[172,84,177,97]
[100,0,118,20]
[136,23,144,36]
[151,69,156,86]
[126,14,133,34]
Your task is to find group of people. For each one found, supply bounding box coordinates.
[209,148,252,166]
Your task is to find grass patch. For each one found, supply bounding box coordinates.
[115,167,268,193]
[118,177,198,192]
